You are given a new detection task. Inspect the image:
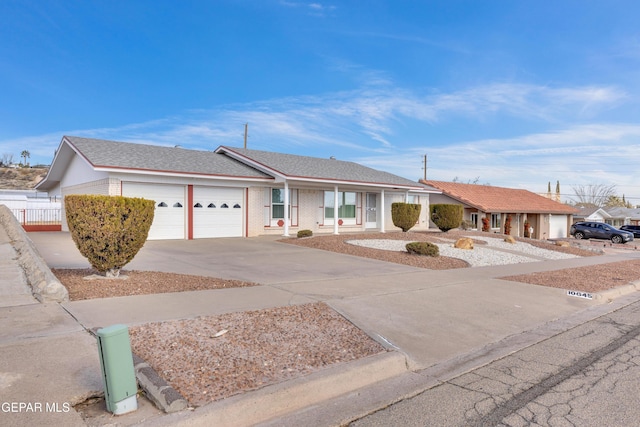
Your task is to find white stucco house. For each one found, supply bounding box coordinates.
[36,136,439,240]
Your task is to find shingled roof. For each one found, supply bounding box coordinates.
[423,180,578,214]
[37,136,432,192]
[63,136,270,178]
[217,146,426,189]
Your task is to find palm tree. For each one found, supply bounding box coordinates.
[21,150,30,166]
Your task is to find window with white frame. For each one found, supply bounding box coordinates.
[470,213,479,229]
[491,213,501,229]
[272,188,286,219]
[324,191,357,222]
[268,188,298,226]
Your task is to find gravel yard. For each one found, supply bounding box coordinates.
[55,230,640,410]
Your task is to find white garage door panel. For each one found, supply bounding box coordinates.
[193,187,243,238]
[122,183,185,240]
[549,215,568,239]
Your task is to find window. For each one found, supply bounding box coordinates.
[272,189,285,219]
[491,213,501,229]
[324,191,357,219]
[470,213,479,229]
[173,202,183,208]
[194,203,202,208]
[157,202,167,207]
[208,203,216,208]
[221,203,229,208]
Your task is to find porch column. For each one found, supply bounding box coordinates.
[405,191,409,203]
[380,190,385,233]
[283,181,290,237]
[333,185,339,235]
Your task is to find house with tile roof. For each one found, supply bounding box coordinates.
[36,136,439,240]
[421,180,579,239]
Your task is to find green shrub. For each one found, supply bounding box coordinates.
[65,195,155,277]
[405,241,439,257]
[430,204,463,232]
[391,202,421,232]
[297,229,313,238]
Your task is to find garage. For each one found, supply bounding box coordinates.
[122,182,186,240]
[192,186,244,238]
[549,215,568,238]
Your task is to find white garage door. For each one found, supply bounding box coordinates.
[122,182,186,240]
[193,186,243,238]
[549,215,568,239]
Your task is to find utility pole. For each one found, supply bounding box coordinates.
[244,123,248,149]
[422,154,427,180]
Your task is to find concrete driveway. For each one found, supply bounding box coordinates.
[28,232,640,370]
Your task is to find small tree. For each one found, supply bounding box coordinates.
[65,195,155,277]
[392,202,421,232]
[20,150,30,166]
[481,217,490,232]
[504,214,512,235]
[430,204,463,232]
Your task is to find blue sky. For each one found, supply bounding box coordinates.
[1,1,639,203]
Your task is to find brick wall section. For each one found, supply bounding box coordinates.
[246,186,265,237]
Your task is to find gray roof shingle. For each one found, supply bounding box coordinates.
[65,136,270,178]
[218,146,422,188]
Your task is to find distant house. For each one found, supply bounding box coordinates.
[603,207,640,227]
[573,207,611,223]
[421,180,578,239]
[36,136,440,240]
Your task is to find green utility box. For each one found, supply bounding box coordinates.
[96,324,138,415]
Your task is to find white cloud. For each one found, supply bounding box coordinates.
[3,81,637,200]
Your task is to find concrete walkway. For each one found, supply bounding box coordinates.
[2,230,639,426]
[0,227,101,427]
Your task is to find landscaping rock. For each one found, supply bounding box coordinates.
[504,235,516,244]
[454,237,474,250]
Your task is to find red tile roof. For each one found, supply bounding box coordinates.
[422,180,578,214]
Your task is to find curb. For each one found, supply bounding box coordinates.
[132,354,189,413]
[0,205,69,302]
[141,350,408,426]
[595,280,640,301]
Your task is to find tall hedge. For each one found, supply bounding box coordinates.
[430,204,463,232]
[391,202,421,232]
[65,195,155,277]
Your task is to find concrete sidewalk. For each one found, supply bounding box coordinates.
[0,226,101,427]
[3,230,639,426]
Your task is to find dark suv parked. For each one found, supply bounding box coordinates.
[570,221,634,244]
[620,225,640,238]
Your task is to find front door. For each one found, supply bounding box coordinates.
[365,193,377,228]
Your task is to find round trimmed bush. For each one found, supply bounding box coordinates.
[405,241,439,257]
[297,229,313,238]
[65,195,155,277]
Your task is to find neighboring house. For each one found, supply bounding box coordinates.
[573,207,611,223]
[421,180,578,239]
[0,190,61,231]
[36,136,439,240]
[603,207,640,227]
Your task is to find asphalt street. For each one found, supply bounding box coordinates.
[348,296,640,427]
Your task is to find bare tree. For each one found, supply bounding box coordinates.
[1,153,13,166]
[570,183,617,208]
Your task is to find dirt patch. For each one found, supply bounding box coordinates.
[129,303,385,407]
[503,259,640,293]
[281,230,598,269]
[52,268,257,301]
